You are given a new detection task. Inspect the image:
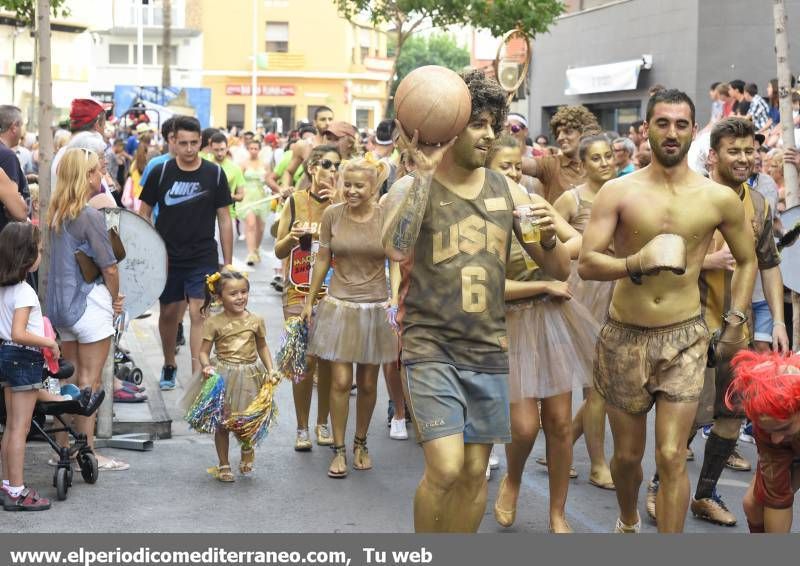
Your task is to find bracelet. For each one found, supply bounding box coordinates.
[774,321,787,327]
[541,235,557,250]
[723,309,748,325]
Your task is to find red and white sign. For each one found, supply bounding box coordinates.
[226,84,296,96]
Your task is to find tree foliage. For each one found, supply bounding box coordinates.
[334,0,565,117]
[0,0,70,27]
[334,1,565,43]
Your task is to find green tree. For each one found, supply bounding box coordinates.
[334,0,565,116]
[0,0,69,27]
[388,33,471,115]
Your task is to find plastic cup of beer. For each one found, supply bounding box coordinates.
[515,205,540,244]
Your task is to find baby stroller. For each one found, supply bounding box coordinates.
[0,359,104,501]
[113,312,143,386]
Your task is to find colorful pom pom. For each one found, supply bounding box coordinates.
[276,316,309,383]
[184,373,226,433]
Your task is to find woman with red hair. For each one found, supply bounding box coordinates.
[728,351,800,533]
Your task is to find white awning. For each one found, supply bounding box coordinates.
[565,59,645,95]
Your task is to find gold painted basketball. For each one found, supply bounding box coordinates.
[394,66,472,144]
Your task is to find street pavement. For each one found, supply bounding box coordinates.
[1,236,797,533]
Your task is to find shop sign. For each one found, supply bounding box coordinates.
[226,84,296,96]
[565,59,645,95]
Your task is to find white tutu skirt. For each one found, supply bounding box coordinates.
[506,296,598,401]
[307,296,398,365]
[568,264,614,324]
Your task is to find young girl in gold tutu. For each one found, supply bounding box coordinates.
[198,267,275,482]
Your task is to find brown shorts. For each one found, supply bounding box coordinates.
[594,316,710,414]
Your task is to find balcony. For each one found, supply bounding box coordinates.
[113,0,185,29]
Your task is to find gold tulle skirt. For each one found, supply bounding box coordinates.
[180,358,268,419]
[307,296,398,365]
[568,263,614,324]
[506,296,598,401]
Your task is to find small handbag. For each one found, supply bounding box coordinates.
[75,226,126,283]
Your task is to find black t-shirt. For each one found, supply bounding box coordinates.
[0,143,29,232]
[140,159,232,269]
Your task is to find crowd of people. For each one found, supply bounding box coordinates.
[0,69,799,534]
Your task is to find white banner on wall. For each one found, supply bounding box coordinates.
[565,59,644,95]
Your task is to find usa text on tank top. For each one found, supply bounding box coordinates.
[399,169,514,373]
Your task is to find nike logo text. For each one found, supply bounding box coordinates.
[164,181,205,206]
[440,201,453,206]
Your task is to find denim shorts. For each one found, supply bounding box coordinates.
[752,300,773,343]
[0,344,45,392]
[160,264,217,304]
[402,361,511,444]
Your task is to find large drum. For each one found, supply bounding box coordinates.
[779,205,800,293]
[104,208,167,319]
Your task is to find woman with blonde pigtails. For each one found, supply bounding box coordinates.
[302,156,399,478]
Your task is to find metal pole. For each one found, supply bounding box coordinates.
[137,0,145,86]
[251,0,258,130]
[96,343,114,439]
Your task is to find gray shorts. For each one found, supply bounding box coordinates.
[403,361,511,444]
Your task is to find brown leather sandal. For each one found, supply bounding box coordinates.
[328,445,347,478]
[353,436,372,471]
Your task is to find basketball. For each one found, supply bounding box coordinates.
[394,65,472,145]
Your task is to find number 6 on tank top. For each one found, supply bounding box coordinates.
[461,266,487,313]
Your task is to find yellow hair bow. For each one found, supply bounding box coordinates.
[206,272,221,293]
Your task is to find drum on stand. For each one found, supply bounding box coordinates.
[104,208,167,319]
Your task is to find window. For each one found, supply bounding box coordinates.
[226,104,245,130]
[156,45,178,65]
[109,44,129,64]
[256,105,294,134]
[356,108,371,130]
[360,46,370,61]
[359,28,371,61]
[265,22,289,53]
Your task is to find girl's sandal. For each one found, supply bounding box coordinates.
[328,446,348,479]
[207,464,235,482]
[353,436,372,471]
[240,448,255,475]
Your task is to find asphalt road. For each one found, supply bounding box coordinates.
[1,237,797,533]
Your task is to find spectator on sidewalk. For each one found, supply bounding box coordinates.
[0,106,29,232]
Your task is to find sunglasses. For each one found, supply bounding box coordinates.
[319,159,340,171]
[508,124,523,134]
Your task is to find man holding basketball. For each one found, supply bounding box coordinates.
[382,69,571,532]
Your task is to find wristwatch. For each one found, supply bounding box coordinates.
[541,234,557,250]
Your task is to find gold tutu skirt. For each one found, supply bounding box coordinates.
[180,358,268,419]
[506,296,598,401]
[307,296,398,365]
[568,263,614,324]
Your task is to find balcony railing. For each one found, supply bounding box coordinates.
[113,0,185,28]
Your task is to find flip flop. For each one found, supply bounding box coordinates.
[589,478,616,491]
[98,458,130,471]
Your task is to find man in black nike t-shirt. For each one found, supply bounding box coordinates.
[140,116,233,390]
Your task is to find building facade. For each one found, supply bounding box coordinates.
[90,0,203,105]
[527,0,800,137]
[0,4,96,124]
[201,0,392,132]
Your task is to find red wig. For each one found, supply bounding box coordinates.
[727,350,800,422]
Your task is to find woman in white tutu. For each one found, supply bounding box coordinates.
[553,134,618,491]
[302,156,398,478]
[487,135,596,532]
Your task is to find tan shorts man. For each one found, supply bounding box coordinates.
[579,89,757,533]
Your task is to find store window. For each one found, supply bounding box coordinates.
[227,104,245,130]
[266,22,289,53]
[257,105,295,134]
[355,108,371,130]
[156,45,178,66]
[132,45,154,65]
